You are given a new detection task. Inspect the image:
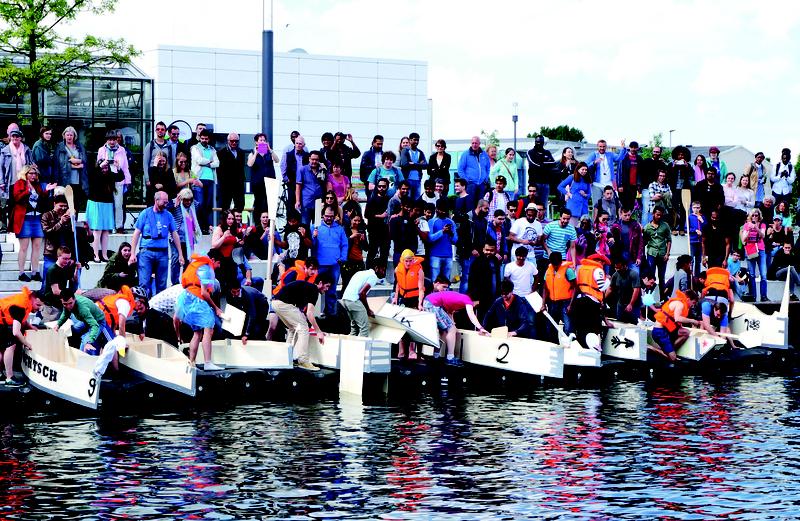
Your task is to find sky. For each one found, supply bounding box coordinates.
[66,0,800,160]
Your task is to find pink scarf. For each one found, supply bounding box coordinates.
[10,143,25,173]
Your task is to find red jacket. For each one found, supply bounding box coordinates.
[10,179,47,235]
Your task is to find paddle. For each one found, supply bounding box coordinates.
[64,186,80,263]
[526,292,571,347]
[264,177,281,297]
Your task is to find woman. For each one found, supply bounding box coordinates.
[740,208,768,301]
[733,174,755,214]
[486,145,498,170]
[98,242,138,290]
[10,165,54,281]
[0,128,33,204]
[174,151,201,203]
[342,187,362,223]
[340,214,369,292]
[326,163,350,204]
[775,199,793,232]
[367,151,403,196]
[210,209,241,286]
[558,146,578,181]
[246,133,278,220]
[693,154,708,184]
[147,151,178,202]
[86,157,124,262]
[55,126,89,205]
[32,126,56,186]
[490,147,519,198]
[397,136,409,156]
[322,191,344,223]
[428,139,451,195]
[557,162,592,227]
[170,188,202,285]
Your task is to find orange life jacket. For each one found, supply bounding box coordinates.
[544,261,575,302]
[394,256,424,299]
[576,259,606,302]
[97,285,135,330]
[0,286,33,326]
[654,290,691,333]
[704,267,731,294]
[272,260,316,296]
[181,254,215,298]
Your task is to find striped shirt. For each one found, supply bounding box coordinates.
[543,222,577,256]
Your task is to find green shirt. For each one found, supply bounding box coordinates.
[643,220,672,257]
[57,294,105,343]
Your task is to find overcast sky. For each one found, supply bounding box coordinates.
[70,0,799,160]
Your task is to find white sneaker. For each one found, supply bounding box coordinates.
[203,362,223,371]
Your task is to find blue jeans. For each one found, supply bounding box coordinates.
[459,255,474,293]
[318,263,340,316]
[430,256,452,282]
[747,250,768,299]
[547,300,571,339]
[198,179,215,230]
[138,248,169,296]
[72,317,113,352]
[407,179,421,201]
[640,188,651,225]
[536,183,550,210]
[170,241,188,286]
[301,206,316,226]
[41,255,56,281]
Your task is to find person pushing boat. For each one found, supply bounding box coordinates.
[57,290,114,355]
[651,289,702,361]
[571,253,612,350]
[340,261,387,337]
[0,287,43,386]
[701,262,736,346]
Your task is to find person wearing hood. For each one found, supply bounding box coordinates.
[527,135,557,207]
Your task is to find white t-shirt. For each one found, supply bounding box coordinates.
[509,218,543,262]
[504,261,538,296]
[115,299,132,320]
[342,269,380,301]
[417,218,429,255]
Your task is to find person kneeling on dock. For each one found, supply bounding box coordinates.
[652,289,701,361]
[424,276,489,367]
[272,273,334,371]
[175,249,225,371]
[97,285,149,340]
[340,261,387,337]
[0,287,43,386]
[482,280,536,339]
[571,254,612,350]
[58,290,113,355]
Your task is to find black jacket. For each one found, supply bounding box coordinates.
[217,146,246,193]
[428,152,452,186]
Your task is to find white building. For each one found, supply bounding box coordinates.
[140,45,431,156]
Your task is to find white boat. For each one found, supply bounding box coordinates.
[367,298,439,347]
[729,274,790,349]
[21,329,100,409]
[308,333,392,374]
[456,329,564,378]
[675,329,723,361]
[195,339,294,370]
[603,321,649,361]
[121,335,196,396]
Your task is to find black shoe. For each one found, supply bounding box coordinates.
[791,295,799,302]
[4,377,25,387]
[31,272,41,282]
[98,256,108,263]
[760,296,770,302]
[18,273,30,282]
[115,228,125,234]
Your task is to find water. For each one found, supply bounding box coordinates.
[3,372,800,520]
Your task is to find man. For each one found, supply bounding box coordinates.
[226,278,270,344]
[428,199,458,281]
[40,194,73,279]
[458,199,490,293]
[527,136,558,205]
[482,279,537,339]
[639,145,667,225]
[744,151,769,205]
[143,121,172,192]
[328,131,360,181]
[166,124,189,169]
[282,135,309,211]
[216,132,246,213]
[541,251,576,340]
[504,246,538,297]
[42,246,80,320]
[386,180,411,220]
[130,191,185,296]
[319,132,335,168]
[399,132,428,199]
[186,122,205,151]
[97,285,147,341]
[651,289,701,361]
[452,178,471,222]
[570,253,612,350]
[280,130,303,161]
[389,196,420,268]
[586,139,627,200]
[707,146,728,178]
[691,166,725,218]
[509,202,544,273]
[174,249,225,370]
[618,140,643,210]
[313,206,347,316]
[359,134,384,198]
[609,206,644,272]
[457,136,491,209]
[268,257,318,340]
[542,209,577,261]
[423,278,489,366]
[643,206,672,297]
[768,242,800,301]
[190,129,220,231]
[420,179,438,205]
[771,148,795,206]
[486,209,511,264]
[295,150,325,225]
[365,178,390,264]
[272,273,334,371]
[275,209,312,268]
[340,262,387,337]
[593,185,621,226]
[58,290,112,354]
[609,259,642,324]
[0,287,43,386]
[701,260,735,333]
[671,254,692,297]
[467,241,502,321]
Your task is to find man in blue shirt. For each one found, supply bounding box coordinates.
[457,136,491,210]
[295,150,325,225]
[313,206,347,316]
[130,191,185,295]
[428,199,458,281]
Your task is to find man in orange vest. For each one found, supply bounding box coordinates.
[97,285,149,339]
[540,251,576,342]
[651,289,701,361]
[700,261,735,344]
[267,257,318,341]
[174,249,225,370]
[570,253,612,350]
[0,287,43,386]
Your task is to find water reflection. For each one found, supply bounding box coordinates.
[1,373,800,519]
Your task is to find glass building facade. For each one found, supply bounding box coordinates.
[0,63,154,203]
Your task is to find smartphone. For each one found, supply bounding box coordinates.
[257,143,268,154]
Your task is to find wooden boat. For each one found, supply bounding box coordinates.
[21,329,101,410]
[195,339,294,370]
[120,335,196,396]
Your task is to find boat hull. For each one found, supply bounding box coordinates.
[456,330,564,379]
[195,339,294,369]
[120,336,197,397]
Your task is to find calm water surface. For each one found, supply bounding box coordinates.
[3,372,800,520]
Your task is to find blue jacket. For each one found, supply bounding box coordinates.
[458,148,491,185]
[482,294,536,338]
[313,220,348,265]
[557,177,592,217]
[428,215,458,258]
[586,148,626,185]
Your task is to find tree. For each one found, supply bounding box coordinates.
[527,125,585,142]
[0,0,139,129]
[640,132,672,160]
[480,129,500,148]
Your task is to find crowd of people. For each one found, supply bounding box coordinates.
[1,119,799,380]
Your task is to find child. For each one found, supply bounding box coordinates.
[484,175,510,216]
[688,201,704,276]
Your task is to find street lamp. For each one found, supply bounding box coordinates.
[512,102,519,153]
[669,129,676,148]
